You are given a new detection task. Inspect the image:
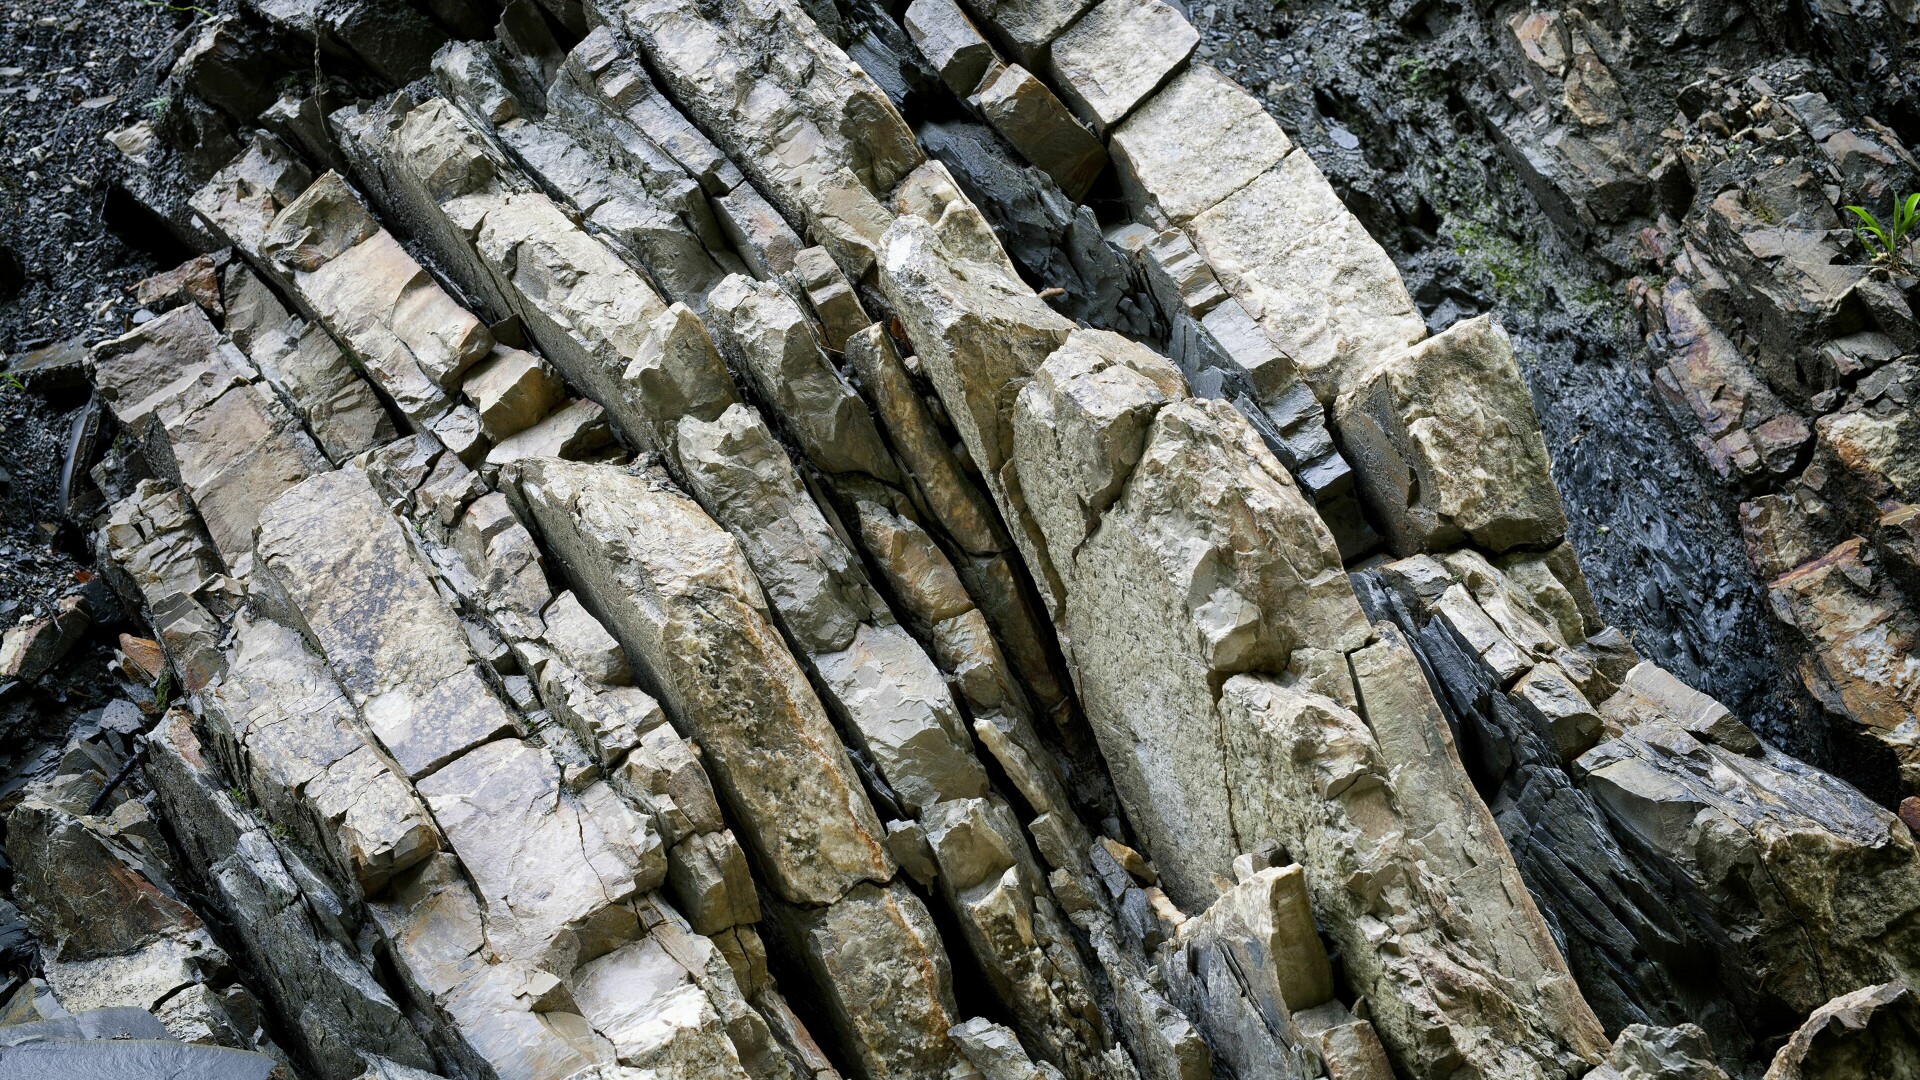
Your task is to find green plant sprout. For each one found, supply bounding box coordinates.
[1844,192,1919,275]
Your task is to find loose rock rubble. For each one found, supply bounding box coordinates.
[3,1,1916,1079]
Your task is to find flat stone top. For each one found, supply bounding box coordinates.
[1111,63,1293,226]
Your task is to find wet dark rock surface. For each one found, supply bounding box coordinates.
[1188,0,1854,766]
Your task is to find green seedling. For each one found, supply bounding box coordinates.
[1844,192,1919,275]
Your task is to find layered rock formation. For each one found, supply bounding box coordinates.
[8,1,1915,1078]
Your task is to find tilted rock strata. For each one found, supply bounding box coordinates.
[39,2,1920,1079]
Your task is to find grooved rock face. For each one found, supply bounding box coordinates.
[508,457,895,906]
[1576,717,1920,1019]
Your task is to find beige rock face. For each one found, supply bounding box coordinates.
[705,275,897,482]
[972,62,1109,202]
[918,797,1110,1077]
[1180,865,1333,1014]
[255,468,520,779]
[674,404,885,654]
[1110,65,1293,228]
[258,172,492,423]
[817,624,991,815]
[189,132,314,254]
[1045,0,1197,134]
[1186,151,1425,401]
[569,938,754,1078]
[1218,676,1608,1079]
[464,346,567,441]
[1335,316,1568,555]
[955,0,1097,64]
[99,481,234,694]
[843,324,1003,557]
[142,711,439,1079]
[222,263,396,462]
[905,0,997,97]
[878,164,1077,618]
[1015,342,1364,906]
[508,457,892,906]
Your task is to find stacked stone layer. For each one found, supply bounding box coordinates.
[12,2,1916,1079]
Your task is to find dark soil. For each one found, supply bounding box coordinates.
[1,0,193,616]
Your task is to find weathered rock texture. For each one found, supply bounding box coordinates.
[33,2,1920,1079]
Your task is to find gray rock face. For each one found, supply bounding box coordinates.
[198,614,440,897]
[773,882,964,1078]
[705,275,897,483]
[255,467,520,779]
[145,712,438,1079]
[596,0,921,276]
[99,482,234,694]
[5,730,286,1063]
[90,303,332,567]
[1576,719,1920,1019]
[972,63,1107,204]
[1763,981,1920,1080]
[222,262,396,463]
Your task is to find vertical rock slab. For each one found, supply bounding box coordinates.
[1182,150,1426,402]
[1765,538,1920,793]
[98,481,235,694]
[255,468,520,779]
[772,881,963,1080]
[222,263,397,462]
[673,404,884,655]
[1043,0,1197,134]
[1012,334,1365,907]
[1217,676,1608,1080]
[878,164,1077,608]
[508,457,892,905]
[705,275,898,483]
[261,172,491,422]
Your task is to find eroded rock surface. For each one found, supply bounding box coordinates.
[37,3,1920,1079]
